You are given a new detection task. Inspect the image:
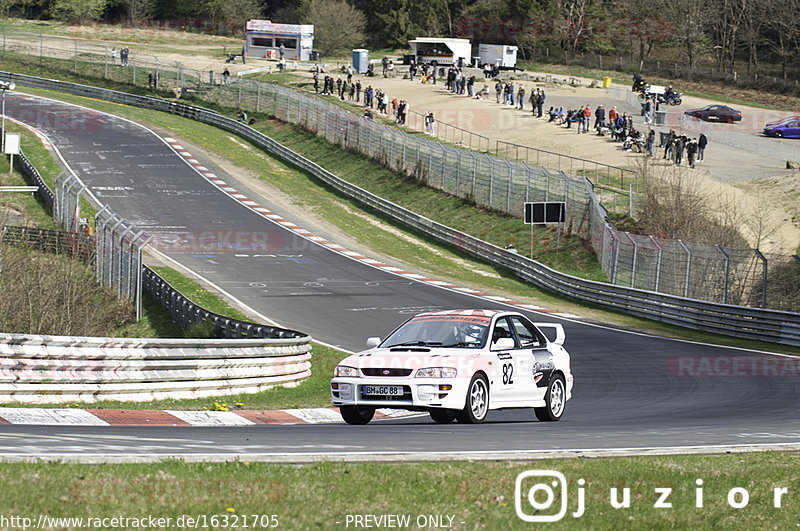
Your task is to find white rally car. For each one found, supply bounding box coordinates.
[331,309,573,424]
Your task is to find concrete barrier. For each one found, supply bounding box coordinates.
[0,333,312,403]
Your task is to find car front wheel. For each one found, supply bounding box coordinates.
[774,131,784,138]
[340,405,375,425]
[535,375,566,422]
[429,409,457,424]
[456,374,489,424]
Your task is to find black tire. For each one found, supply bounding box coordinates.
[637,93,646,102]
[340,405,375,425]
[429,409,457,424]
[774,131,784,138]
[456,374,489,424]
[534,375,566,422]
[673,97,682,106]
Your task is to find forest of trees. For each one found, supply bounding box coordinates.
[3,0,800,80]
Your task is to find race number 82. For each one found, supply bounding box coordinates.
[502,363,514,385]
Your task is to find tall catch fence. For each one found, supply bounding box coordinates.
[1,53,799,310]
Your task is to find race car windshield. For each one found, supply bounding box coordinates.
[383,316,490,348]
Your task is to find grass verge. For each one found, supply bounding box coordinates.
[0,453,797,529]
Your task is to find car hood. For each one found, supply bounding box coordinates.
[337,347,484,372]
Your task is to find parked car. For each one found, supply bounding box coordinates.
[684,105,742,123]
[330,309,574,425]
[763,119,800,138]
[765,115,800,127]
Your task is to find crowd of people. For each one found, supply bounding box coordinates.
[304,57,708,169]
[312,63,418,127]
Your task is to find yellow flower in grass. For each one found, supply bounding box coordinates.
[226,508,235,513]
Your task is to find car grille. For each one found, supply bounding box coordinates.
[361,368,414,377]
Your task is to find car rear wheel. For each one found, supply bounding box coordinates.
[340,405,375,425]
[534,375,566,422]
[456,374,489,424]
[429,409,457,424]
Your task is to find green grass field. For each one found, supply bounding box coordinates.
[0,453,797,529]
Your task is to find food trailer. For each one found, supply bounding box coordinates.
[245,20,315,61]
[408,37,472,66]
[478,43,518,69]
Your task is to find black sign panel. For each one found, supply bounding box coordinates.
[524,202,566,224]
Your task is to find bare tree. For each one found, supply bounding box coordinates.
[764,1,800,79]
[124,0,155,25]
[668,0,708,71]
[305,0,367,57]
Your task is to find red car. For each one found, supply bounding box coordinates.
[684,105,742,123]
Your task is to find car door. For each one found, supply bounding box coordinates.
[786,120,800,138]
[508,316,550,403]
[706,106,719,121]
[488,317,520,403]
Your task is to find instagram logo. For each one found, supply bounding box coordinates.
[515,470,568,522]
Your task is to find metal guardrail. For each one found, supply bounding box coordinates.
[3,72,798,346]
[0,333,311,403]
[17,148,55,211]
[141,266,306,339]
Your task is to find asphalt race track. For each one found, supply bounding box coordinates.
[5,93,800,460]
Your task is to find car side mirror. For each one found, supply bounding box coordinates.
[366,337,381,348]
[492,337,515,350]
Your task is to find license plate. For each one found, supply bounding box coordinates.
[362,385,403,396]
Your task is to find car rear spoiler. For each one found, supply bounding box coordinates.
[534,323,565,346]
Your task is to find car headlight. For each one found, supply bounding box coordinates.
[334,365,359,377]
[416,367,457,378]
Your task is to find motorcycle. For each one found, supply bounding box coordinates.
[638,90,683,106]
[657,91,683,106]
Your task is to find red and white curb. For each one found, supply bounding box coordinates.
[0,407,422,426]
[162,137,577,318]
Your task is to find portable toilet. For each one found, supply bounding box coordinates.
[352,49,369,74]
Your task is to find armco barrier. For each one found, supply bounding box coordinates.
[3,73,798,346]
[0,333,311,403]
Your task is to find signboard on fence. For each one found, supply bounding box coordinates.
[524,201,566,224]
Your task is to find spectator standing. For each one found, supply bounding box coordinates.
[382,57,388,77]
[594,105,605,130]
[222,68,231,85]
[517,86,525,110]
[674,136,685,166]
[646,129,656,157]
[313,73,320,93]
[643,97,652,124]
[608,106,618,124]
[111,47,116,64]
[495,81,503,103]
[468,75,475,98]
[355,80,361,102]
[529,90,537,114]
[664,129,675,159]
[698,133,707,161]
[279,43,285,59]
[537,90,546,117]
[687,138,698,168]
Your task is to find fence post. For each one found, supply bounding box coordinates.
[678,239,691,299]
[73,41,77,75]
[506,159,513,213]
[39,33,42,66]
[488,160,495,208]
[715,245,730,304]
[625,232,638,288]
[441,145,447,190]
[649,236,663,293]
[753,249,768,308]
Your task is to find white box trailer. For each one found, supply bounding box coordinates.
[246,20,315,61]
[408,38,472,66]
[478,44,518,69]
